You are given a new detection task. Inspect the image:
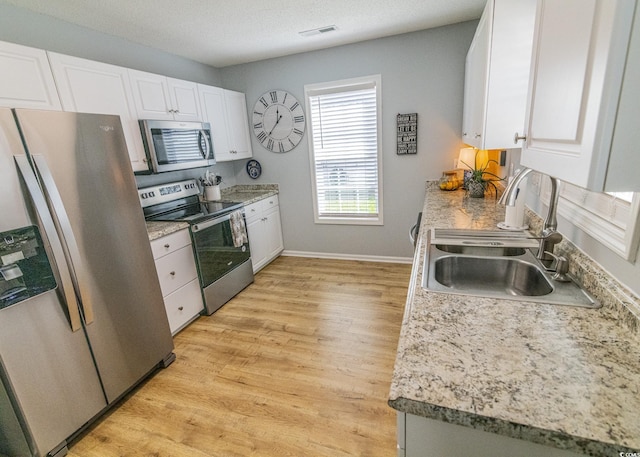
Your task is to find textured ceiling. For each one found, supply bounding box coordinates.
[3,0,484,67]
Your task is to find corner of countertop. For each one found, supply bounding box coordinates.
[219,184,279,205]
[525,207,640,336]
[146,220,189,241]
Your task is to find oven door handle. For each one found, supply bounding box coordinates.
[192,212,236,232]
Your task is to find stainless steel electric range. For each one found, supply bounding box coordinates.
[139,179,254,315]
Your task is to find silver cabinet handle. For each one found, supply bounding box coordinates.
[164,243,170,249]
[178,306,184,311]
[169,271,176,276]
[14,155,83,332]
[474,133,481,138]
[514,132,527,144]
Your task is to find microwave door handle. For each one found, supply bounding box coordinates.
[30,155,95,326]
[198,130,209,160]
[14,155,83,332]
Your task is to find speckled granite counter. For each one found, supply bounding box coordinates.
[146,220,189,241]
[388,182,640,455]
[145,185,278,241]
[220,184,279,206]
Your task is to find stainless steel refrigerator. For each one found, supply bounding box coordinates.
[0,108,175,457]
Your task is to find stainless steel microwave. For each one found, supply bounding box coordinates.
[139,119,215,173]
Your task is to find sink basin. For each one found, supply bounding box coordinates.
[434,256,553,296]
[423,230,600,308]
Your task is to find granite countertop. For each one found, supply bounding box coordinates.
[220,184,279,206]
[388,182,640,455]
[145,184,279,241]
[146,220,189,242]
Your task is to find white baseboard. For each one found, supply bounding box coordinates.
[281,250,413,264]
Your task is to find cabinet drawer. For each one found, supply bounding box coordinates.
[154,245,198,296]
[245,195,279,223]
[150,229,191,259]
[244,201,262,223]
[262,194,279,210]
[163,279,203,334]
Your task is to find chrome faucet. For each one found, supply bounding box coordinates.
[499,168,563,265]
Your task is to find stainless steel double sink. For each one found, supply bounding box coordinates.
[422,229,599,308]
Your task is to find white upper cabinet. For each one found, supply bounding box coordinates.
[47,53,149,172]
[0,41,61,110]
[462,0,536,150]
[222,89,253,160]
[519,0,639,192]
[198,85,252,161]
[129,69,201,121]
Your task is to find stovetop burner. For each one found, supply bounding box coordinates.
[150,200,243,224]
[138,179,243,224]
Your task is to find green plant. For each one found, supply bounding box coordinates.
[461,150,505,198]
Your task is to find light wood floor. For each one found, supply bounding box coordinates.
[68,256,411,457]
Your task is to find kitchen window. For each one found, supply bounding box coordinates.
[304,75,383,225]
[539,178,640,261]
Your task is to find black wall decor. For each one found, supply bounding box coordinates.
[397,113,417,155]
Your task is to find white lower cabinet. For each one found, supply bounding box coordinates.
[245,195,284,273]
[150,229,204,335]
[398,413,587,457]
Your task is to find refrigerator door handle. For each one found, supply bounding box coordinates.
[30,154,95,325]
[14,155,83,332]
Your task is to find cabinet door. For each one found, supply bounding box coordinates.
[167,77,201,121]
[0,41,61,110]
[264,204,284,260]
[520,0,635,190]
[462,5,490,148]
[462,0,536,150]
[48,53,148,172]
[129,69,173,120]
[246,215,268,273]
[198,84,232,161]
[224,90,253,159]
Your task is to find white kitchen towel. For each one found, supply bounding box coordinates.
[229,210,248,248]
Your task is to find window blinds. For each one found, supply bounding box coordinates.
[308,86,379,218]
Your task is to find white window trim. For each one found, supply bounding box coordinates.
[539,177,640,261]
[304,75,384,226]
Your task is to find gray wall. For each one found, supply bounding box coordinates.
[220,23,477,260]
[0,3,221,85]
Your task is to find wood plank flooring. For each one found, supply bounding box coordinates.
[67,256,411,457]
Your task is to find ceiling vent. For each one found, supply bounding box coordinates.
[299,25,338,37]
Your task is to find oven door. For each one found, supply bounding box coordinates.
[190,212,251,288]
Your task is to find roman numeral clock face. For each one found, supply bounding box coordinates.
[252,90,305,153]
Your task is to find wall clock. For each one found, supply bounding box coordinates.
[252,90,305,153]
